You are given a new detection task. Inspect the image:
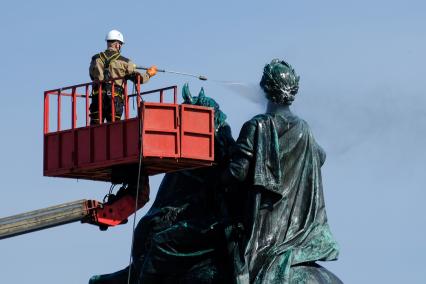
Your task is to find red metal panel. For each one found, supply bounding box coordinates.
[45,134,59,171]
[143,131,179,157]
[142,103,179,158]
[181,134,212,160]
[77,128,91,166]
[109,121,124,160]
[125,118,139,157]
[93,125,107,163]
[60,131,74,169]
[181,106,213,133]
[180,105,214,161]
[143,104,177,130]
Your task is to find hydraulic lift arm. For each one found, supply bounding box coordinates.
[0,192,147,240]
[0,200,97,240]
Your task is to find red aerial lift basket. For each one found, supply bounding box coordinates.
[43,76,214,182]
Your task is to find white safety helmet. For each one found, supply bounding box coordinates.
[105,29,124,44]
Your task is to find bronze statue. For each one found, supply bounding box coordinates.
[222,59,342,283]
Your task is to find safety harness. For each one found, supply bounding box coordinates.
[93,51,124,97]
[99,51,121,81]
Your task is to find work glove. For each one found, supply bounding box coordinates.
[146,65,158,77]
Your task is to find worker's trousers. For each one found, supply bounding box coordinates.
[89,91,124,125]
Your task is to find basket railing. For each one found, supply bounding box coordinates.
[43,75,177,134]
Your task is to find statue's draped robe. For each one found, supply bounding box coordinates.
[228,113,340,283]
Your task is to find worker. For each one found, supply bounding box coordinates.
[89,29,157,124]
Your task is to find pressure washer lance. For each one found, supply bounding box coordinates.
[136,66,207,81]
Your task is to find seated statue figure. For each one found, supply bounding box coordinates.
[222,59,343,284]
[89,84,236,284]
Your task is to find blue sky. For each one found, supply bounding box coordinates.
[0,1,425,283]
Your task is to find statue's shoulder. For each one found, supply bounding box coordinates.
[248,113,272,125]
[236,115,269,141]
[238,114,270,133]
[298,117,310,128]
[292,118,314,139]
[241,113,291,136]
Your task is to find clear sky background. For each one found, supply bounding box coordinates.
[0,0,425,283]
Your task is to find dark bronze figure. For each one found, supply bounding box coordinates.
[222,59,342,283]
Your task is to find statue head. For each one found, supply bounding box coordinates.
[182,83,227,131]
[260,59,300,105]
